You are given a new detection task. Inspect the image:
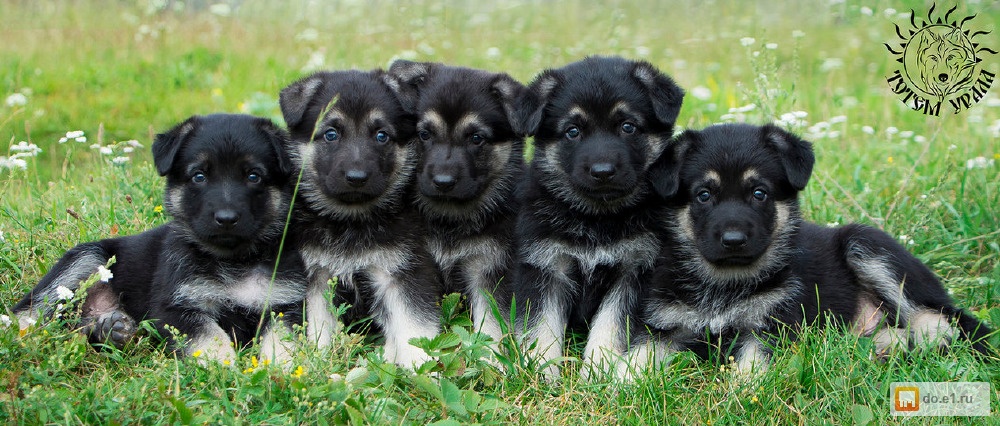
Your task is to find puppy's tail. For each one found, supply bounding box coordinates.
[11,242,111,328]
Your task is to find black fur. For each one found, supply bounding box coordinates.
[13,114,306,362]
[509,56,685,376]
[387,60,535,341]
[279,69,444,367]
[639,123,992,372]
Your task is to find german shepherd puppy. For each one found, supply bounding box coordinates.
[279,70,443,368]
[386,60,535,342]
[635,123,992,375]
[511,56,685,377]
[13,114,307,364]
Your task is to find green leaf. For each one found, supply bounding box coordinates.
[428,420,462,426]
[412,375,443,401]
[851,404,873,426]
[431,333,462,351]
[440,378,467,416]
[168,397,193,425]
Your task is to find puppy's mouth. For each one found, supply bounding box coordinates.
[573,184,633,202]
[332,191,380,204]
[710,255,760,267]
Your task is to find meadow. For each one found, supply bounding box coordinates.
[1,0,999,423]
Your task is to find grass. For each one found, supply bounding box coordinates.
[2,0,999,424]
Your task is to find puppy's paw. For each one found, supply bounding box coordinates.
[82,310,137,348]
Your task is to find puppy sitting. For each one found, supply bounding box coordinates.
[633,123,992,375]
[279,70,444,368]
[386,60,535,343]
[511,56,685,378]
[13,114,307,365]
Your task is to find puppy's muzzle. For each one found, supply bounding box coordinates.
[345,169,370,187]
[431,174,457,192]
[589,162,617,182]
[721,230,748,249]
[214,209,240,228]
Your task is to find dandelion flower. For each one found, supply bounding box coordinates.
[292,365,305,378]
[887,156,894,164]
[97,265,114,282]
[251,356,259,368]
[5,93,27,107]
[751,396,759,403]
[154,205,164,214]
[740,37,756,47]
[55,285,75,301]
[191,349,203,358]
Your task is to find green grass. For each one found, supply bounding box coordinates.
[2,0,999,424]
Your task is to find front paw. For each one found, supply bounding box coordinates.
[81,310,137,348]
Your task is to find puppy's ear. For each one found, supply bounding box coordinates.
[490,74,536,136]
[631,61,685,128]
[762,124,815,190]
[386,60,432,114]
[521,70,560,136]
[255,117,293,177]
[649,132,693,199]
[279,73,327,130]
[152,116,199,176]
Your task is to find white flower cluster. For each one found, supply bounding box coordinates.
[1,141,43,171]
[58,130,87,144]
[90,139,143,165]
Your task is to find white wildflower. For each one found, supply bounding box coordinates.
[99,146,114,155]
[690,86,712,101]
[792,30,805,38]
[885,126,898,135]
[634,46,651,57]
[122,147,134,153]
[740,37,756,47]
[75,136,87,143]
[826,222,840,227]
[829,115,847,124]
[10,141,41,156]
[965,156,995,169]
[97,265,114,282]
[860,6,873,16]
[112,156,130,164]
[948,144,958,150]
[862,125,874,135]
[986,97,1000,107]
[883,8,897,18]
[897,234,914,246]
[126,140,143,148]
[0,314,10,327]
[55,285,75,301]
[5,93,27,107]
[301,50,326,73]
[66,130,84,139]
[729,103,757,113]
[0,156,28,170]
[899,130,913,139]
[765,43,778,50]
[0,229,4,242]
[486,47,502,60]
[820,58,844,72]
[209,3,231,17]
[295,28,319,42]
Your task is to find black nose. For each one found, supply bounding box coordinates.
[938,73,949,82]
[721,231,748,249]
[432,174,456,192]
[214,209,240,227]
[590,163,616,181]
[345,170,369,187]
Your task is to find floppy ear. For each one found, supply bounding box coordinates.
[386,59,432,114]
[152,116,199,176]
[648,132,693,199]
[761,124,815,190]
[521,70,560,136]
[255,117,293,177]
[631,61,685,128]
[490,74,537,136]
[279,73,327,130]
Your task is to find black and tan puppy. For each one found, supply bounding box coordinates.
[511,56,685,377]
[279,69,443,368]
[13,114,307,364]
[386,60,535,342]
[633,123,992,375]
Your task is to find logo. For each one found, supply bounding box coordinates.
[885,4,997,116]
[894,386,920,412]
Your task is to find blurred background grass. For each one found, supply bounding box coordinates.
[1,0,998,423]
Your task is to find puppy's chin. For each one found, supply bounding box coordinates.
[329,191,380,204]
[570,183,634,204]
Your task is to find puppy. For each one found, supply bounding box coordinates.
[634,123,992,375]
[386,60,535,342]
[279,69,443,368]
[13,114,307,364]
[511,56,685,377]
